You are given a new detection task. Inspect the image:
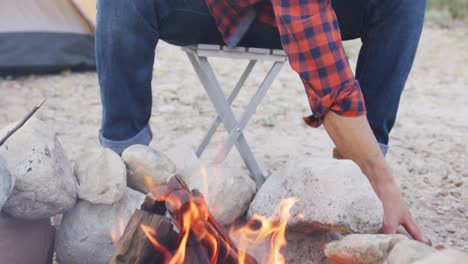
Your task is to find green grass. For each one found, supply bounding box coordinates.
[427,0,468,21]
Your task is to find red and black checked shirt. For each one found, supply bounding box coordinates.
[205,0,367,127]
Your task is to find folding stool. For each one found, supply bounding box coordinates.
[182,45,287,188]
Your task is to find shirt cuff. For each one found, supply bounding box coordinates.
[99,125,152,155]
[303,79,367,128]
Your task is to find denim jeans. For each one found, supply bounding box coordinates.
[96,0,426,155]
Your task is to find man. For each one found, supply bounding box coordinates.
[96,0,428,243]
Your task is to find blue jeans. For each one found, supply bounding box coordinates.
[96,0,426,155]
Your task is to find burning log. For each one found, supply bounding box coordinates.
[109,209,179,264]
[110,176,257,264]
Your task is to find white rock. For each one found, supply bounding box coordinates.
[165,144,201,173]
[412,249,468,264]
[75,147,126,204]
[385,239,436,264]
[0,158,14,210]
[285,231,341,264]
[0,117,77,219]
[122,145,176,193]
[179,165,256,225]
[324,234,408,264]
[232,227,340,264]
[249,159,384,234]
[55,188,145,264]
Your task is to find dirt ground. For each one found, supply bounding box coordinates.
[1,24,467,251]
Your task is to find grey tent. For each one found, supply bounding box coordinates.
[0,0,96,76]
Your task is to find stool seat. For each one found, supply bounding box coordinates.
[183,44,287,62]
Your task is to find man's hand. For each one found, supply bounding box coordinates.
[362,160,428,243]
[323,112,429,244]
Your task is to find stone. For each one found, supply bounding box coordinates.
[165,144,201,173]
[0,117,77,219]
[0,158,14,210]
[412,249,468,264]
[75,147,126,204]
[232,226,340,264]
[0,213,55,264]
[179,165,256,225]
[55,188,145,264]
[324,234,408,264]
[385,239,436,264]
[122,145,176,193]
[248,159,384,234]
[285,231,341,264]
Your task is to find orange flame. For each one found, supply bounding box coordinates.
[140,164,298,263]
[231,197,298,264]
[110,217,126,245]
[141,224,173,262]
[145,175,156,191]
[199,165,209,196]
[140,192,298,263]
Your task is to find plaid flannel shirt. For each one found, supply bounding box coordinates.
[205,0,367,127]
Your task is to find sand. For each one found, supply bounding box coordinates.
[0,24,467,251]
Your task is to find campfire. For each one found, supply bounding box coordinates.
[109,176,297,264]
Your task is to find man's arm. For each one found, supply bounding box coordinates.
[270,0,428,242]
[323,111,428,243]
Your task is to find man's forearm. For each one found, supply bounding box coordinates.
[323,111,427,243]
[323,111,391,186]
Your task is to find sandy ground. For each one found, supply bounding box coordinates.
[1,24,467,251]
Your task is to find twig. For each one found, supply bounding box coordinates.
[0,98,47,147]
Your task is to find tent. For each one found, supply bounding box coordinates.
[0,0,97,76]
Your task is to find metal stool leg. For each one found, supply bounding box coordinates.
[212,61,284,164]
[186,53,266,186]
[196,60,257,157]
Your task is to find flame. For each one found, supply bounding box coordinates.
[145,175,156,191]
[231,197,298,264]
[140,192,298,264]
[110,217,126,245]
[141,224,173,261]
[139,161,298,263]
[199,165,209,196]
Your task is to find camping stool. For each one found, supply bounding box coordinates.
[182,44,287,188]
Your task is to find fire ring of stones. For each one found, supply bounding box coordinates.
[1,118,467,264]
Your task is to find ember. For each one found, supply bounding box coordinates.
[109,176,297,264]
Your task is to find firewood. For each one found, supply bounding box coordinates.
[108,209,179,264]
[184,234,211,264]
[140,192,167,216]
[163,176,257,264]
[110,176,257,264]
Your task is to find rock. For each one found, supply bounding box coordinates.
[229,221,341,264]
[384,239,436,264]
[165,144,201,173]
[0,213,55,264]
[324,234,408,264]
[179,165,256,225]
[0,159,14,210]
[231,222,340,263]
[75,147,126,204]
[55,188,145,264]
[122,145,176,193]
[285,231,341,264]
[0,117,77,219]
[412,249,468,264]
[248,159,384,234]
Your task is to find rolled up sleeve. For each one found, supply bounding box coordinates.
[271,0,367,127]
